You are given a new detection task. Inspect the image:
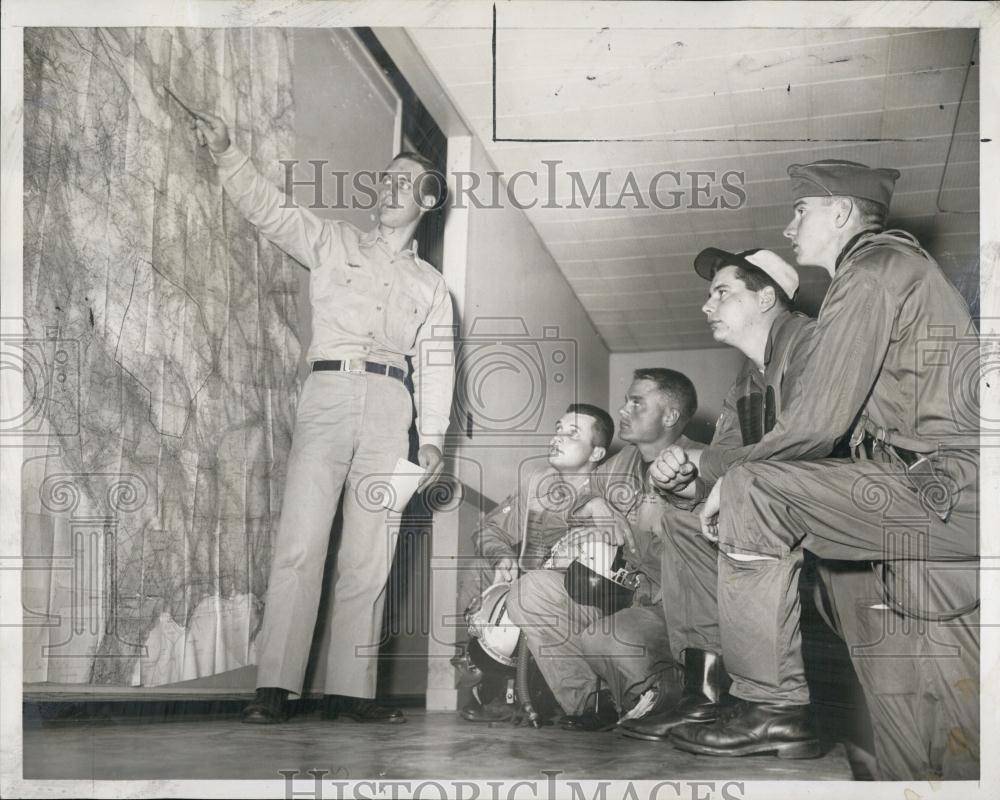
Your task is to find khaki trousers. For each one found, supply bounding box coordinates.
[255,370,412,697]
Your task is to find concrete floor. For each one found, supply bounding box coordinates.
[24,708,854,782]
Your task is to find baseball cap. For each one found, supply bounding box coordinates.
[694,247,799,300]
[787,159,900,209]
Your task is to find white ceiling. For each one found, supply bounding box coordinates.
[409,27,980,351]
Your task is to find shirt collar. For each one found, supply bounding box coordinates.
[360,227,419,258]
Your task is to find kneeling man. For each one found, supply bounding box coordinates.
[507,369,698,730]
[459,403,614,721]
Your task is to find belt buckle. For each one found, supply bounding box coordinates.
[342,358,367,374]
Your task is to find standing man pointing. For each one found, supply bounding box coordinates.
[193,112,455,724]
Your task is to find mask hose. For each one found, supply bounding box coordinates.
[516,633,542,728]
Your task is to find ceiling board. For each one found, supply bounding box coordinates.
[410,26,980,351]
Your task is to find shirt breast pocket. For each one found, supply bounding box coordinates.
[387,285,430,349]
[317,264,373,299]
[313,266,374,333]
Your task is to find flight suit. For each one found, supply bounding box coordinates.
[457,464,589,615]
[660,311,815,664]
[506,443,686,715]
[712,231,979,779]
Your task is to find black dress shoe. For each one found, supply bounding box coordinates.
[622,649,731,741]
[323,695,406,723]
[241,687,288,725]
[670,698,821,759]
[559,689,618,732]
[460,698,516,723]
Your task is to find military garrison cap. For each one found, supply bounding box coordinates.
[787,159,900,209]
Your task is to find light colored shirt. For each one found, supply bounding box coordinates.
[214,145,454,450]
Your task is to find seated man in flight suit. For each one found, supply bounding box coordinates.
[457,403,615,722]
[506,369,698,731]
[663,160,979,779]
[622,249,815,743]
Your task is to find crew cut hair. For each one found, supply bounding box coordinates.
[632,368,698,425]
[565,403,614,450]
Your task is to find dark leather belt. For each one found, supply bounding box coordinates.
[856,432,956,522]
[312,359,406,383]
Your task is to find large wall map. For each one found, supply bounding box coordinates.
[21,28,302,685]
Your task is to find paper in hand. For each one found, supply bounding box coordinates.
[382,458,425,512]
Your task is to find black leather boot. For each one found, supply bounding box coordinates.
[322,694,406,723]
[241,687,288,724]
[460,697,516,723]
[559,689,618,732]
[670,698,821,759]
[621,649,730,741]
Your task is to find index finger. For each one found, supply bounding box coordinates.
[192,109,221,126]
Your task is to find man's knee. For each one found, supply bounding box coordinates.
[723,461,783,500]
[505,570,565,626]
[719,463,796,557]
[580,607,667,660]
[718,463,757,532]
